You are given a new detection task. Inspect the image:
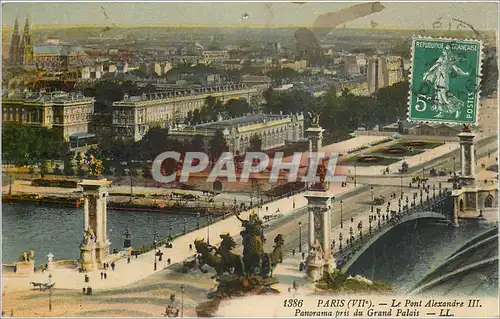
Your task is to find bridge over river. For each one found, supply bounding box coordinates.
[331,191,451,273]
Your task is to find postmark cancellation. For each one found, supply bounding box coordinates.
[408,37,483,125]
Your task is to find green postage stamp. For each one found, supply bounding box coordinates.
[408,37,483,124]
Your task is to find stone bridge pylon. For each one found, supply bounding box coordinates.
[79,179,112,271]
[449,126,499,226]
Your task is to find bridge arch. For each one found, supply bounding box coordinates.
[339,211,448,273]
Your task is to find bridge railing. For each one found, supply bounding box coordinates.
[333,193,449,269]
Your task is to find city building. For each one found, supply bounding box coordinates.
[202,50,229,65]
[367,55,404,94]
[139,61,172,76]
[386,56,405,86]
[279,59,308,72]
[367,56,388,94]
[168,113,305,153]
[241,75,272,91]
[409,123,463,137]
[381,121,462,137]
[2,90,95,141]
[338,78,369,96]
[111,84,261,141]
[342,55,360,76]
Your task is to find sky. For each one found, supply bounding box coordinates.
[1,1,498,31]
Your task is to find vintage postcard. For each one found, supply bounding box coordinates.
[1,1,498,318]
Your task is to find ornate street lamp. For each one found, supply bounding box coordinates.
[207,214,213,245]
[370,187,374,202]
[340,200,343,228]
[452,156,456,176]
[298,221,302,253]
[180,284,185,317]
[168,224,173,242]
[349,226,353,245]
[48,273,53,312]
[183,218,187,234]
[354,164,357,187]
[400,176,404,199]
[153,230,158,271]
[196,213,200,230]
[339,232,343,252]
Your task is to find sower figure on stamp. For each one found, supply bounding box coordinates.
[422,45,470,119]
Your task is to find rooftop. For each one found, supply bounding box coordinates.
[113,83,255,106]
[179,112,304,132]
[33,45,87,56]
[2,90,94,103]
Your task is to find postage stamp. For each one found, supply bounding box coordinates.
[408,37,483,124]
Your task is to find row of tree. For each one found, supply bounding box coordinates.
[263,81,410,143]
[186,97,252,124]
[2,124,68,177]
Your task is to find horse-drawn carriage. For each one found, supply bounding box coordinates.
[373,196,385,205]
[30,282,55,291]
[411,176,428,183]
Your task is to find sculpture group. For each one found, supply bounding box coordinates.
[20,249,35,262]
[192,211,284,280]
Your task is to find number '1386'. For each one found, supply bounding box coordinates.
[284,299,303,307]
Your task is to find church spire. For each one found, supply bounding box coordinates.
[8,17,22,65]
[21,13,33,65]
[23,14,31,45]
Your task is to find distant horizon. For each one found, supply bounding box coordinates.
[2,2,498,32]
[2,23,496,33]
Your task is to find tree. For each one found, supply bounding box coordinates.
[248,135,263,152]
[88,157,104,177]
[190,134,206,152]
[225,98,251,118]
[138,128,170,160]
[1,124,68,171]
[39,160,49,178]
[208,129,229,163]
[75,152,86,177]
[63,152,75,176]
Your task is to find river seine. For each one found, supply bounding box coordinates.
[2,203,199,263]
[2,203,496,295]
